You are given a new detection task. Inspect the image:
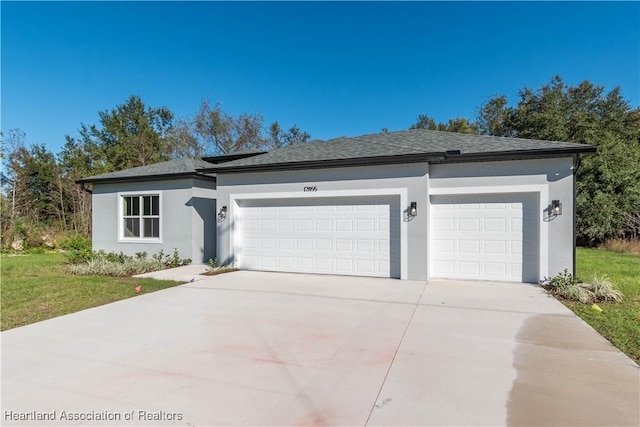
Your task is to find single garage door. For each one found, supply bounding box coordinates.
[430,193,539,283]
[237,196,400,278]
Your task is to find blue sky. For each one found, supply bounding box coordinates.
[2,1,639,154]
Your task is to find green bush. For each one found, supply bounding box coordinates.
[4,218,49,252]
[61,235,93,264]
[151,249,191,268]
[585,275,624,302]
[68,255,164,276]
[541,269,624,304]
[166,248,190,268]
[68,248,191,276]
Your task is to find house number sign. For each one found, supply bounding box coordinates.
[303,186,318,192]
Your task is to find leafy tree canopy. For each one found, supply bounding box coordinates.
[193,100,310,155]
[475,76,640,243]
[410,114,479,134]
[412,76,640,243]
[66,95,178,172]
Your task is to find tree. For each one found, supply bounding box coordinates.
[474,76,640,244]
[193,101,261,154]
[165,118,202,159]
[58,136,97,235]
[73,95,176,171]
[0,129,70,247]
[410,114,438,130]
[193,100,311,155]
[441,118,479,135]
[476,95,515,137]
[267,122,311,149]
[410,114,478,134]
[0,129,26,222]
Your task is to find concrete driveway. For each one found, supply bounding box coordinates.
[2,271,638,426]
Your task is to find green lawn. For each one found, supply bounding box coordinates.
[572,247,640,364]
[1,253,183,331]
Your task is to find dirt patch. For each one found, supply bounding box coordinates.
[507,314,640,426]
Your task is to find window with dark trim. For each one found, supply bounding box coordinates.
[122,195,160,238]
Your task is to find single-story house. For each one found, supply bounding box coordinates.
[77,129,596,283]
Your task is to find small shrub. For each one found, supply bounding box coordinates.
[68,248,190,276]
[541,269,592,303]
[544,269,579,288]
[104,251,128,263]
[208,258,219,269]
[60,235,92,251]
[68,253,164,276]
[62,235,93,264]
[152,249,165,263]
[541,269,624,304]
[585,275,624,302]
[165,248,189,268]
[554,283,596,304]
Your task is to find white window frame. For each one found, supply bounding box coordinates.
[117,190,162,243]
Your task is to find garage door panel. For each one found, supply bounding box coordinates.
[485,262,506,276]
[434,218,454,232]
[483,240,506,254]
[378,239,391,252]
[238,197,400,278]
[459,218,480,231]
[484,218,506,232]
[511,263,523,277]
[278,238,294,250]
[459,262,480,275]
[431,193,539,283]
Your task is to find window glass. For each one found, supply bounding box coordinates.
[123,196,132,216]
[151,195,159,216]
[143,218,160,238]
[143,196,151,216]
[124,218,140,237]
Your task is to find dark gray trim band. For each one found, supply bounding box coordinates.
[199,147,597,174]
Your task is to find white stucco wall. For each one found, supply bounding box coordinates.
[91,178,217,263]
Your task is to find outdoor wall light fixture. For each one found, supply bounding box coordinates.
[551,200,562,216]
[409,202,418,217]
[218,206,228,221]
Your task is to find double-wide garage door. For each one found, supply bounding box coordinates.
[237,197,401,278]
[430,193,539,283]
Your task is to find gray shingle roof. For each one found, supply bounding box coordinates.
[204,129,595,171]
[78,129,596,182]
[77,158,215,183]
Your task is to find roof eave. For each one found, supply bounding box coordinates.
[436,146,597,163]
[202,151,268,164]
[199,146,597,174]
[197,152,447,174]
[75,172,217,185]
